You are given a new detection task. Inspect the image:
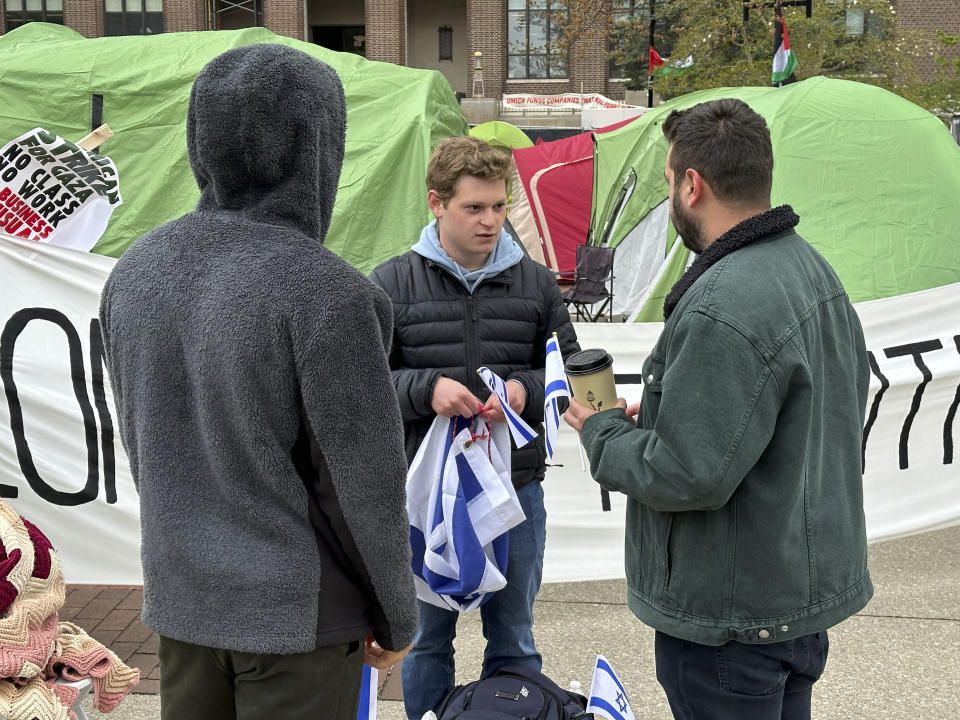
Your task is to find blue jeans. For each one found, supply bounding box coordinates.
[655,630,830,720]
[402,480,547,720]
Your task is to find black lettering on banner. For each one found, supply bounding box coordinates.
[884,339,943,470]
[35,129,57,145]
[0,309,99,504]
[0,142,22,170]
[88,319,116,503]
[0,151,29,183]
[19,178,39,200]
[862,351,890,473]
[944,335,960,465]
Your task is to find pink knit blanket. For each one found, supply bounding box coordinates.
[0,501,140,719]
[49,622,140,713]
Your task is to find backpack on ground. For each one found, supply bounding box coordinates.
[435,663,594,720]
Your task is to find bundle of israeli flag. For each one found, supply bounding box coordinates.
[477,366,538,448]
[406,413,526,612]
[587,654,636,720]
[543,332,571,459]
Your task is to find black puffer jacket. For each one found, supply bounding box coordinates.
[370,250,580,487]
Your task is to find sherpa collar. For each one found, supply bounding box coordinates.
[663,204,799,320]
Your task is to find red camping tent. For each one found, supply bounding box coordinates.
[509,115,641,276]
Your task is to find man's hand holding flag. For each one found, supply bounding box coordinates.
[477,367,538,448]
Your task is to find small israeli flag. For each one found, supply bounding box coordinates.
[543,333,570,459]
[587,654,636,720]
[477,366,538,448]
[357,664,377,720]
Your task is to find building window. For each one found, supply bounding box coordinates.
[843,8,882,37]
[104,0,162,35]
[313,26,365,55]
[3,0,63,31]
[824,0,882,38]
[845,9,864,35]
[439,26,453,61]
[209,0,262,30]
[612,0,643,26]
[507,0,568,79]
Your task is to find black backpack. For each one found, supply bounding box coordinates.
[435,663,595,720]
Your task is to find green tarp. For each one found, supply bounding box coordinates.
[590,77,960,320]
[0,23,467,271]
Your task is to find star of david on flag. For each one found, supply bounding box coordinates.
[587,654,636,720]
[543,332,570,459]
[477,366,538,448]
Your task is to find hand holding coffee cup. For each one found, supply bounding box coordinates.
[564,348,618,412]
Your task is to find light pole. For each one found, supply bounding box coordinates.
[647,0,656,108]
[472,51,484,98]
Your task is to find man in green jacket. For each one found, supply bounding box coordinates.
[564,98,873,720]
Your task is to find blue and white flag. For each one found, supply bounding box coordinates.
[544,333,570,459]
[357,665,377,720]
[477,366,538,448]
[406,414,525,611]
[588,654,636,720]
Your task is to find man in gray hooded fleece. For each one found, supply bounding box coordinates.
[98,44,416,719]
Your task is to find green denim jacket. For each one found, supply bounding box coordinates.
[581,227,873,645]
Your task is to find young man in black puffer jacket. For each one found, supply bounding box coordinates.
[370,135,579,720]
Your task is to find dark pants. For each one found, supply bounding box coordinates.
[655,630,829,720]
[158,635,364,720]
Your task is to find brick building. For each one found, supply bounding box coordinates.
[891,0,960,78]
[1,1,956,100]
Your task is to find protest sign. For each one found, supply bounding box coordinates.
[0,128,121,252]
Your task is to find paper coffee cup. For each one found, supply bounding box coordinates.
[564,348,617,412]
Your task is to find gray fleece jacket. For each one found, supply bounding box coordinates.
[98,44,417,654]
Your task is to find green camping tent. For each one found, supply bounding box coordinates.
[0,23,467,271]
[469,121,534,150]
[589,77,960,320]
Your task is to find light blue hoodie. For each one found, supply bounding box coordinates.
[411,219,524,294]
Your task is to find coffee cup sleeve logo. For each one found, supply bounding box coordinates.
[0,127,122,252]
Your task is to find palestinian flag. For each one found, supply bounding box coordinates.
[653,54,694,77]
[772,18,798,85]
[649,45,664,75]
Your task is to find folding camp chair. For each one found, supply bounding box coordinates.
[62,678,93,720]
[0,678,92,720]
[561,245,615,322]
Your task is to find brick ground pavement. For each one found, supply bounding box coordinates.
[62,586,405,699]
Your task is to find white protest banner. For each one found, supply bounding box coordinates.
[502,93,637,112]
[0,233,139,584]
[0,230,957,584]
[541,283,960,582]
[0,128,122,252]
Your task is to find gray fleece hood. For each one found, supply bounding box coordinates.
[186,43,346,242]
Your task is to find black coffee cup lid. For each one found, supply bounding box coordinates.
[564,348,613,375]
